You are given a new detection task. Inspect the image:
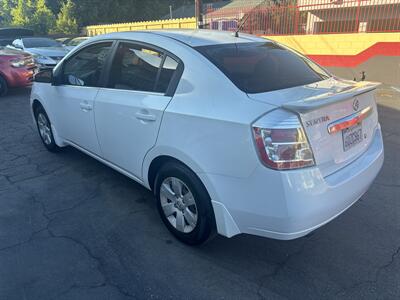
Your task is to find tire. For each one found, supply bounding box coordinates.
[0,75,8,97]
[34,105,61,153]
[155,162,216,245]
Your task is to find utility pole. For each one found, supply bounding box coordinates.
[195,0,203,29]
[169,5,173,19]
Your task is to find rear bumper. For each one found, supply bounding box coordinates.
[201,125,384,240]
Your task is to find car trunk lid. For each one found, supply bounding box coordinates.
[248,78,380,177]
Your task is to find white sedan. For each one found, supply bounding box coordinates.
[31,30,384,245]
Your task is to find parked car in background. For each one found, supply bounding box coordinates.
[0,27,34,37]
[8,37,68,70]
[56,37,72,45]
[0,47,36,96]
[0,38,14,47]
[63,37,89,51]
[30,30,384,245]
[0,27,34,47]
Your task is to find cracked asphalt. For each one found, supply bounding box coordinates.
[0,86,399,300]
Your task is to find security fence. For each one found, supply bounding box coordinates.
[86,17,196,36]
[204,0,400,35]
[86,1,399,36]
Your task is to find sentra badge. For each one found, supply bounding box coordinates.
[306,116,330,127]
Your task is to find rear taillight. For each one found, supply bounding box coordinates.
[252,110,315,170]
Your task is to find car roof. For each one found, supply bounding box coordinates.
[91,29,268,47]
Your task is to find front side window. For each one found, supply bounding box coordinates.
[63,42,112,87]
[108,43,179,94]
[196,42,330,94]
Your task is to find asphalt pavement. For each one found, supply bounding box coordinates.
[0,86,399,300]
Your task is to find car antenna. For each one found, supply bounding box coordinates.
[234,12,251,38]
[235,0,268,37]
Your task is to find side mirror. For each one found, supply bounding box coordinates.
[52,62,64,86]
[34,69,53,84]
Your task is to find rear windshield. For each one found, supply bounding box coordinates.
[195,42,330,94]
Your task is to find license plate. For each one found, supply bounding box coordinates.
[342,123,363,152]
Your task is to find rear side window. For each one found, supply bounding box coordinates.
[155,56,179,93]
[109,42,179,94]
[196,42,330,94]
[109,43,161,92]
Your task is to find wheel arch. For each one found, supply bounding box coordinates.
[147,154,202,192]
[31,98,66,148]
[144,145,207,190]
[0,71,9,95]
[0,70,8,83]
[32,99,43,114]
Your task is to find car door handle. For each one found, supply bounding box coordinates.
[80,102,92,111]
[135,112,156,122]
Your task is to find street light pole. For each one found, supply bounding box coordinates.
[195,0,203,29]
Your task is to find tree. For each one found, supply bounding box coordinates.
[4,0,213,33]
[46,0,61,15]
[72,0,197,26]
[32,0,56,35]
[54,0,78,34]
[0,0,16,26]
[11,0,34,27]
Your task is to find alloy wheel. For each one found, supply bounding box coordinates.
[37,113,52,145]
[160,177,198,233]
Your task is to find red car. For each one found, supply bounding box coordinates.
[0,47,36,96]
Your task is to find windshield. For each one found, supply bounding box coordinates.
[195,42,330,94]
[68,38,87,46]
[0,39,12,47]
[22,38,62,48]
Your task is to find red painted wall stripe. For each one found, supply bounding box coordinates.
[307,42,400,67]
